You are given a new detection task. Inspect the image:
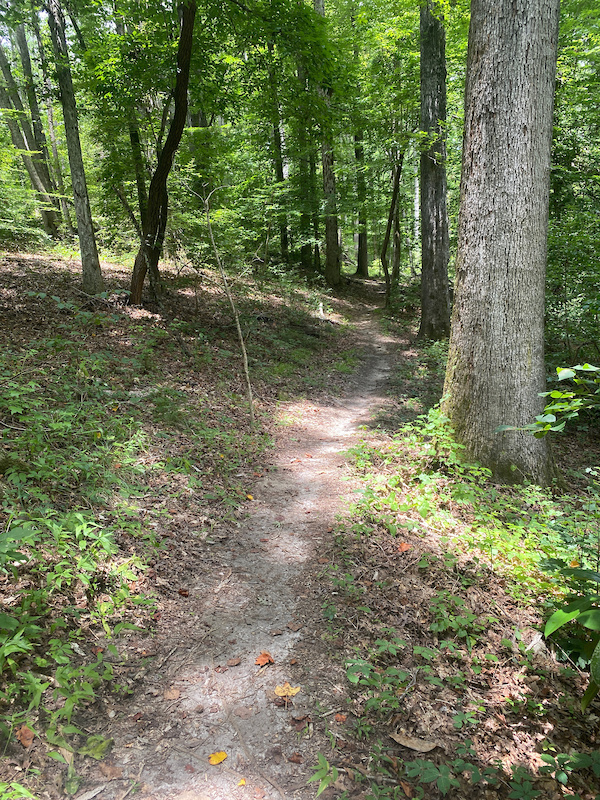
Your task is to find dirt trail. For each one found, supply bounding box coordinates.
[95,305,395,800]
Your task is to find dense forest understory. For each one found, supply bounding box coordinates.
[0,254,599,800]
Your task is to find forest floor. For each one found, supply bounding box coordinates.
[0,252,599,800]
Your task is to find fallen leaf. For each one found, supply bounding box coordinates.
[287,621,302,632]
[389,732,438,753]
[178,588,189,597]
[304,453,313,458]
[99,763,123,780]
[233,706,253,719]
[208,751,228,765]
[246,494,254,500]
[260,538,269,542]
[290,658,298,665]
[397,542,411,553]
[317,557,329,564]
[238,778,246,786]
[334,713,347,723]
[270,629,283,636]
[214,665,229,673]
[163,687,181,700]
[275,682,301,697]
[288,752,303,764]
[255,651,274,666]
[185,764,195,773]
[227,657,241,667]
[400,780,414,797]
[16,725,34,748]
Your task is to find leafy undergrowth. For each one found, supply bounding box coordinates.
[0,251,358,795]
[313,356,600,798]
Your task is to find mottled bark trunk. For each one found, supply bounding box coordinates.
[129,1,196,305]
[442,0,560,484]
[418,1,450,340]
[354,131,368,278]
[47,0,104,292]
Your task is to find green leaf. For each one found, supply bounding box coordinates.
[557,368,576,380]
[578,609,600,631]
[582,680,600,712]
[545,603,589,636]
[590,640,600,687]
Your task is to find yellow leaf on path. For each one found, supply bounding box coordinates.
[275,682,301,697]
[208,751,228,765]
[238,778,246,786]
[247,495,254,500]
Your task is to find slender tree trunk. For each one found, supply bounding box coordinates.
[418,0,450,340]
[14,25,56,199]
[391,200,401,286]
[114,17,148,230]
[354,131,368,278]
[442,0,560,484]
[267,43,289,262]
[31,10,75,236]
[129,0,197,305]
[0,42,60,237]
[47,0,104,293]
[381,155,404,305]
[310,148,321,272]
[314,0,340,287]
[296,62,315,269]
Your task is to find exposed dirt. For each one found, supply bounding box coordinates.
[76,295,397,799]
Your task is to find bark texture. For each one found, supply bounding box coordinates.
[442,0,560,484]
[47,0,104,292]
[419,1,450,339]
[129,1,197,304]
[354,131,368,278]
[314,0,340,287]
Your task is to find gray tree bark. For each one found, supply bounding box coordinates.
[419,1,450,339]
[46,0,104,293]
[442,0,560,484]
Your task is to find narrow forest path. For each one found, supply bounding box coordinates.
[91,297,397,800]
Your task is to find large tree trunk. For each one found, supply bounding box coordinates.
[129,1,196,305]
[46,0,104,293]
[418,1,450,340]
[442,0,560,484]
[354,131,368,278]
